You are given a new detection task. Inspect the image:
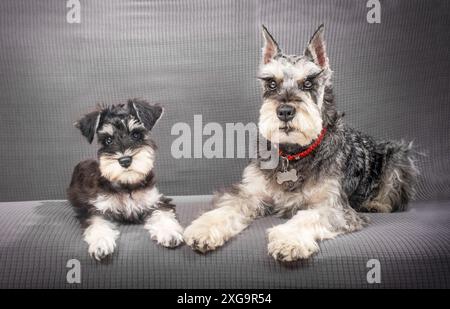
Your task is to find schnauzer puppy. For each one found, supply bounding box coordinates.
[68,99,183,260]
[184,25,418,261]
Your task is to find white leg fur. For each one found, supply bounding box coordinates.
[266,177,366,261]
[145,210,184,248]
[183,205,252,252]
[267,207,340,261]
[83,216,120,261]
[184,164,268,252]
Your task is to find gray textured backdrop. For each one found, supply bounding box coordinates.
[0,0,449,201]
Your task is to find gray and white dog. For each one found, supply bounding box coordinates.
[184,25,419,262]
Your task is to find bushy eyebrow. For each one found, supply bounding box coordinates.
[97,132,113,140]
[97,123,115,136]
[258,69,324,83]
[305,69,324,80]
[257,75,274,81]
[257,74,281,81]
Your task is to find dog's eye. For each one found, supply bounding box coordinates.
[302,79,313,90]
[267,79,277,90]
[104,137,113,145]
[131,131,142,141]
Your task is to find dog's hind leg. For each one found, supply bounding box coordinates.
[184,164,269,253]
[363,142,419,213]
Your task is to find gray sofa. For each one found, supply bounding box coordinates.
[0,197,449,288]
[0,0,449,288]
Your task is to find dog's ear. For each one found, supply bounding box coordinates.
[128,99,164,131]
[74,111,101,144]
[305,24,329,69]
[261,25,281,64]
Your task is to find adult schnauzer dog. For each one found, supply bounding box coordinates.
[68,99,183,260]
[184,25,418,262]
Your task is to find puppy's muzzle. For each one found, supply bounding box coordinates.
[276,104,295,122]
[118,156,132,168]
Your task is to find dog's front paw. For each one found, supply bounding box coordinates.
[267,226,319,262]
[146,211,184,248]
[88,237,117,261]
[84,219,119,261]
[184,222,226,253]
[150,228,184,248]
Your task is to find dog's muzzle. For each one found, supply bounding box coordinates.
[276,104,295,122]
[118,156,132,168]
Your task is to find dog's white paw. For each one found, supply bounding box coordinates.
[84,217,119,261]
[146,210,184,248]
[267,225,319,262]
[149,227,184,248]
[88,236,117,261]
[183,222,226,253]
[184,206,248,253]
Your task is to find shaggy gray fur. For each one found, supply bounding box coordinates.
[260,84,419,214]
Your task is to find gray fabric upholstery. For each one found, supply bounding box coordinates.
[0,197,449,288]
[0,0,449,290]
[0,0,449,201]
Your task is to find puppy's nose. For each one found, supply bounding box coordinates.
[276,104,296,122]
[118,156,132,168]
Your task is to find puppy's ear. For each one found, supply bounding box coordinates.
[128,99,164,131]
[261,25,281,64]
[74,111,101,144]
[304,24,329,69]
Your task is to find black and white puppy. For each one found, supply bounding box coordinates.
[68,99,183,261]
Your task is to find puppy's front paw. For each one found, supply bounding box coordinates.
[267,226,319,262]
[184,222,225,253]
[84,218,119,261]
[150,228,184,248]
[146,210,184,248]
[88,237,117,261]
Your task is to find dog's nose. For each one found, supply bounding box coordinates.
[276,104,296,122]
[118,156,132,168]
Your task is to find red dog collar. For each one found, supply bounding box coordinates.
[278,127,327,161]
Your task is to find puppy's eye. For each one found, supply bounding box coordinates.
[302,79,313,90]
[267,79,277,90]
[131,131,142,141]
[104,137,113,145]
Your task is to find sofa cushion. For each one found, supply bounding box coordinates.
[0,197,449,288]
